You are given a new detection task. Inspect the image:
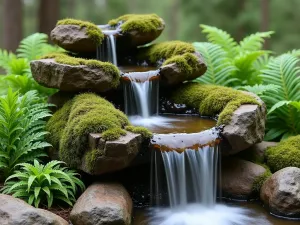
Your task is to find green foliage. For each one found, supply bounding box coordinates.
[260,54,300,140]
[125,125,153,139]
[171,83,259,125]
[108,14,163,33]
[41,53,120,88]
[193,42,237,86]
[0,33,61,97]
[240,84,280,96]
[57,18,104,44]
[194,25,273,87]
[2,160,85,208]
[0,89,51,178]
[265,135,300,172]
[47,93,130,168]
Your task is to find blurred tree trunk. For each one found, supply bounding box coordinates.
[38,0,60,36]
[237,0,245,41]
[261,0,270,49]
[169,0,179,40]
[3,0,23,52]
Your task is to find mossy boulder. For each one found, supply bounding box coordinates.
[260,167,300,218]
[51,18,104,53]
[108,14,165,47]
[46,93,151,175]
[171,83,266,153]
[30,54,120,92]
[221,157,267,200]
[138,41,207,85]
[265,135,300,172]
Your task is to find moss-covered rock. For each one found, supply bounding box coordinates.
[252,166,272,194]
[51,18,103,52]
[171,83,266,153]
[265,135,300,172]
[46,93,150,175]
[31,54,120,92]
[125,126,153,139]
[108,14,163,33]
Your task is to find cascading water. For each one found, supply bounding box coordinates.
[96,27,118,65]
[149,129,269,225]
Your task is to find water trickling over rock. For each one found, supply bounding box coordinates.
[96,28,118,65]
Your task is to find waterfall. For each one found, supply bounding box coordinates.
[96,28,118,66]
[123,70,159,118]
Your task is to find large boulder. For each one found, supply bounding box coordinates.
[81,132,143,175]
[160,52,207,86]
[221,157,267,199]
[0,194,68,225]
[30,58,119,92]
[51,25,99,52]
[260,167,300,218]
[70,182,132,225]
[222,92,266,154]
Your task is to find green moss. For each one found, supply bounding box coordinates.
[172,83,259,125]
[102,128,127,141]
[265,135,300,172]
[46,101,73,150]
[141,41,195,64]
[41,53,120,88]
[125,126,152,139]
[252,165,272,193]
[108,14,163,33]
[57,18,104,44]
[163,53,199,76]
[85,149,104,172]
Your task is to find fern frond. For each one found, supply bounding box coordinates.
[238,31,274,52]
[240,84,280,96]
[200,24,238,57]
[193,42,237,86]
[0,49,16,72]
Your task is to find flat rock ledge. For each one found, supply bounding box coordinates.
[80,131,143,175]
[221,157,266,199]
[222,92,267,154]
[160,52,207,86]
[0,194,68,225]
[261,167,300,218]
[70,182,132,225]
[51,25,98,52]
[30,59,119,92]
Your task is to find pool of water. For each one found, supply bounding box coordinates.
[129,115,217,134]
[133,202,300,225]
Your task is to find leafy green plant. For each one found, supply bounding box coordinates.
[193,25,273,87]
[2,159,85,208]
[0,33,62,97]
[259,54,300,140]
[0,89,52,178]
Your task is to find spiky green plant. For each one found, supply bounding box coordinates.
[0,33,62,97]
[0,89,52,178]
[1,159,85,208]
[193,25,273,87]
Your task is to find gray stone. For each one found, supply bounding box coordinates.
[70,182,132,225]
[30,59,119,92]
[222,93,266,154]
[51,25,98,52]
[260,167,300,218]
[221,157,266,199]
[0,194,68,225]
[160,52,207,86]
[81,131,143,175]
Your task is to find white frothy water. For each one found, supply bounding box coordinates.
[123,70,159,118]
[129,115,179,128]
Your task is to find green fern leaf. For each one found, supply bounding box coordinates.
[238,31,274,52]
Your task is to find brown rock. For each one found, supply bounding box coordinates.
[70,182,132,225]
[260,167,300,218]
[51,25,98,52]
[0,194,68,225]
[30,59,119,92]
[222,93,266,154]
[81,132,143,175]
[221,157,266,199]
[160,52,207,86]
